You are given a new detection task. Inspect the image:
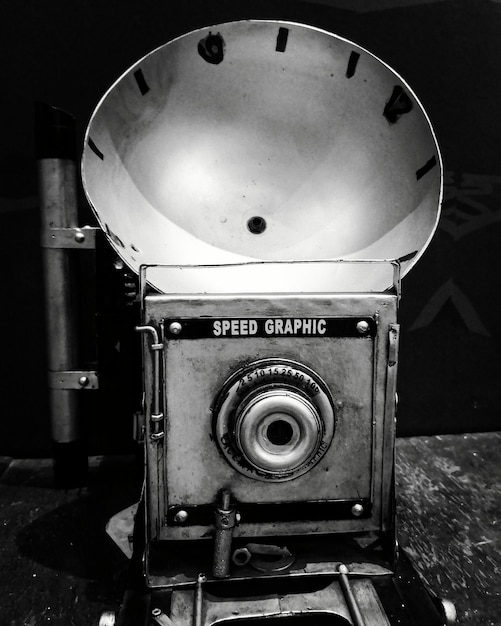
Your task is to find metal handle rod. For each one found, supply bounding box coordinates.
[338,564,367,626]
[193,573,206,626]
[136,325,164,439]
[135,325,161,415]
[213,490,236,578]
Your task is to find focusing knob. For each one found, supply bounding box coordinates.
[213,359,335,482]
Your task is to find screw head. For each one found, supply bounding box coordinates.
[74,231,85,244]
[174,509,188,523]
[168,321,183,335]
[356,320,370,335]
[78,376,89,387]
[351,503,364,517]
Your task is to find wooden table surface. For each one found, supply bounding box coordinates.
[0,432,499,625]
[396,432,501,626]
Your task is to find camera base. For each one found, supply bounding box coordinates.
[105,501,454,626]
[107,548,454,626]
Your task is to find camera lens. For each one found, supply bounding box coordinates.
[235,390,322,474]
[266,419,294,446]
[213,359,335,481]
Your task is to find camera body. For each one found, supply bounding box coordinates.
[140,279,398,585]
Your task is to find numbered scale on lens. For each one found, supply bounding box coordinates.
[213,359,336,482]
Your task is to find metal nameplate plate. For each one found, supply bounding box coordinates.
[164,317,376,339]
[167,499,372,526]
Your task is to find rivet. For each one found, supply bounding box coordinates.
[351,503,364,517]
[74,231,85,244]
[78,376,89,387]
[356,320,370,335]
[169,322,183,335]
[151,608,161,617]
[174,509,188,523]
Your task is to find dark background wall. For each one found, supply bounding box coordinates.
[1,0,500,457]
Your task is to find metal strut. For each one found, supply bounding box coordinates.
[338,563,367,626]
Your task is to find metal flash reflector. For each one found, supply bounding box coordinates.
[82,20,442,294]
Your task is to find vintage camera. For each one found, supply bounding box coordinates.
[81,20,455,626]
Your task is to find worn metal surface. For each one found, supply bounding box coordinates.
[82,20,442,294]
[169,577,390,626]
[141,292,397,545]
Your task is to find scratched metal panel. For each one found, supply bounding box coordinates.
[142,292,397,539]
[164,335,374,505]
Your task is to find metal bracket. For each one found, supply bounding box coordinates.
[42,226,98,249]
[48,370,99,390]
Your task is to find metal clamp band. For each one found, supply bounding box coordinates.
[42,226,98,249]
[48,370,99,390]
